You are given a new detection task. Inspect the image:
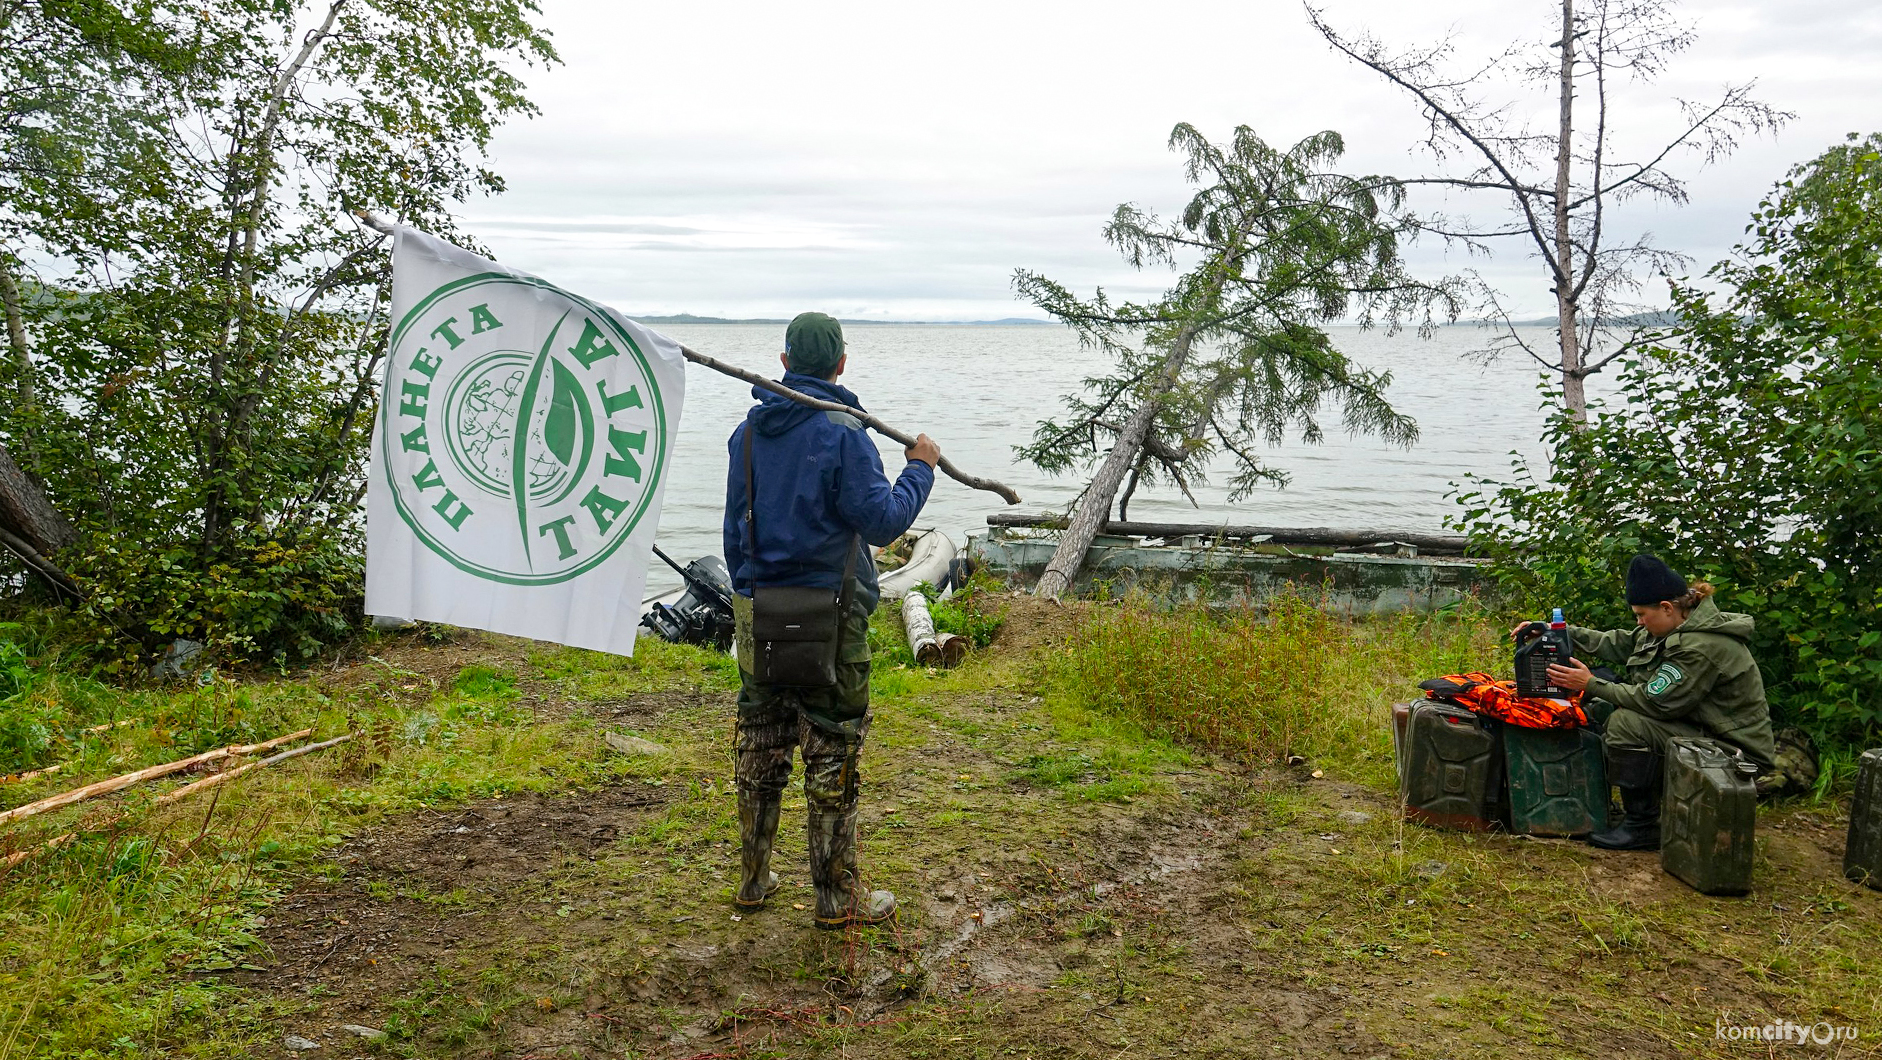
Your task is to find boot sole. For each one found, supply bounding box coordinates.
[734,882,783,909]
[814,914,895,931]
[1586,834,1661,851]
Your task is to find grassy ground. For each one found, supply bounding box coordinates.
[0,595,1878,1058]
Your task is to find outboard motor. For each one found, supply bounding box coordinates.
[640,550,735,652]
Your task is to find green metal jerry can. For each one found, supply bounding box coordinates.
[1503,725,1608,836]
[1401,701,1502,832]
[1661,736,1761,896]
[1844,748,1882,890]
[1391,701,1414,785]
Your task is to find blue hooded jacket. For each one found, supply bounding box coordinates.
[723,372,935,613]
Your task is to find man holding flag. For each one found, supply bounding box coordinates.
[723,312,941,930]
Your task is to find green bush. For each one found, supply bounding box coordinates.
[1455,134,1882,748]
[0,0,555,675]
[62,526,363,670]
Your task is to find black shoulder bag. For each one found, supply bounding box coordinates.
[744,428,858,688]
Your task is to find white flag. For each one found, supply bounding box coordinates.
[367,226,686,655]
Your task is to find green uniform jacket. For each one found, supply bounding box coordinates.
[1568,597,1776,768]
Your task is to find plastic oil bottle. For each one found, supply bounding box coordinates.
[1515,608,1576,699]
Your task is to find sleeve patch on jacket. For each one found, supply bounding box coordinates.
[1647,662,1684,697]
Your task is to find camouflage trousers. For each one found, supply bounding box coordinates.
[733,662,872,812]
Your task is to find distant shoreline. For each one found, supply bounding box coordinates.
[633,314,1056,326]
[631,314,1651,328]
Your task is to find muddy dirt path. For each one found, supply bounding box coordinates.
[234,694,1393,1057]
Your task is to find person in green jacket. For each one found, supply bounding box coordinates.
[1538,554,1776,851]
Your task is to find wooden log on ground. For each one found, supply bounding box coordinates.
[0,729,312,827]
[902,591,943,666]
[151,734,354,806]
[986,513,1471,554]
[1,830,77,869]
[1,734,356,870]
[1,761,67,785]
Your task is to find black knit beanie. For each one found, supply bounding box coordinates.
[1625,554,1688,605]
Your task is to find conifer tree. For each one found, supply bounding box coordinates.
[1015,125,1460,600]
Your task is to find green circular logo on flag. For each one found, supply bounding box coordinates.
[381,274,668,585]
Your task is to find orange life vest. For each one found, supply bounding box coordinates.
[1418,671,1588,730]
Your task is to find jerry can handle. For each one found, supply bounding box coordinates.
[1514,621,1549,646]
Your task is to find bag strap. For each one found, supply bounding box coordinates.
[834,531,860,655]
[743,425,757,559]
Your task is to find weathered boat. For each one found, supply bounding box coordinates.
[968,514,1490,615]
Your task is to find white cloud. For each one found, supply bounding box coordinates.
[463,0,1878,321]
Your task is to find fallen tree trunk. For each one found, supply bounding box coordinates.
[1032,324,1203,601]
[0,438,82,598]
[987,513,1472,554]
[1,734,354,870]
[0,729,312,827]
[0,442,75,556]
[0,522,81,599]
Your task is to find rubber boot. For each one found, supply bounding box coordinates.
[1588,746,1662,851]
[735,790,783,908]
[808,806,896,930]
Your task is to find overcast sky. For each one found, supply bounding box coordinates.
[464,0,1881,322]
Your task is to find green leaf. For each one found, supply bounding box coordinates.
[544,359,583,467]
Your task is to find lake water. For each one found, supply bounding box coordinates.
[645,323,1579,593]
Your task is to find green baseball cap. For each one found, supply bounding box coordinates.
[784,312,845,375]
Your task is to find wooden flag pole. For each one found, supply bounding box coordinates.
[673,345,1021,504]
[355,212,1022,505]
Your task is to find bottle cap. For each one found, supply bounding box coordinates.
[1551,607,1565,626]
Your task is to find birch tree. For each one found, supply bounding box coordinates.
[1309,0,1788,416]
[1016,124,1461,600]
[1,0,557,660]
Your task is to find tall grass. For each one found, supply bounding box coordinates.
[1052,590,1507,784]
